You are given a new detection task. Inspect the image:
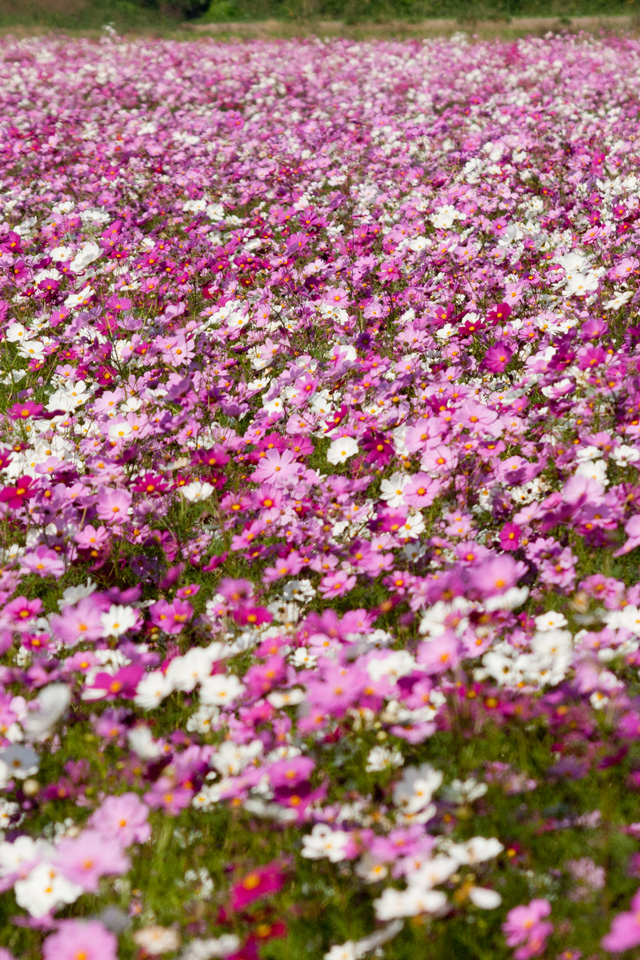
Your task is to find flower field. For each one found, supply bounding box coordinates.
[3,27,640,960]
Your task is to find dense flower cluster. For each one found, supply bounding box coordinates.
[1,27,640,959]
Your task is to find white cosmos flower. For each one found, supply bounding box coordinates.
[563,272,600,297]
[442,778,488,804]
[267,688,306,708]
[23,685,70,741]
[46,381,89,412]
[179,481,214,503]
[468,886,502,909]
[100,605,138,637]
[366,745,404,773]
[58,579,97,609]
[70,241,101,272]
[603,290,633,310]
[15,862,82,917]
[6,322,32,342]
[134,671,173,710]
[166,648,220,693]
[17,339,47,361]
[107,421,133,442]
[0,835,50,878]
[355,853,389,883]
[446,836,504,864]
[301,824,351,862]
[0,799,20,833]
[327,436,359,465]
[380,472,411,508]
[50,245,74,261]
[133,927,181,955]
[0,760,10,790]
[534,611,568,632]
[483,585,529,612]
[179,935,241,960]
[409,856,457,889]
[64,286,95,309]
[199,674,245,706]
[374,886,447,920]
[612,444,640,466]
[431,205,459,229]
[605,605,640,635]
[575,459,608,486]
[324,943,358,960]
[127,725,163,759]
[393,763,443,814]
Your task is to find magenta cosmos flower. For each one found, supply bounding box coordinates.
[0,476,36,510]
[231,861,286,911]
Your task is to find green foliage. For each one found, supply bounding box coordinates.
[1,0,636,30]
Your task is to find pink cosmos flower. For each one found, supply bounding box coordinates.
[50,598,105,646]
[90,793,151,846]
[74,525,110,551]
[602,889,640,952]
[267,756,315,788]
[421,444,457,474]
[19,545,65,578]
[144,777,193,814]
[43,920,117,960]
[404,473,439,508]
[318,571,357,598]
[562,474,604,506]
[471,556,527,597]
[149,598,193,634]
[55,830,130,892]
[95,487,132,524]
[252,449,300,486]
[457,399,499,432]
[323,286,349,306]
[417,633,460,675]
[216,578,254,604]
[503,900,553,960]
[615,515,640,557]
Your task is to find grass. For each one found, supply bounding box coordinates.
[0,0,186,34]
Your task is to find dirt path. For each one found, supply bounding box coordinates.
[188,14,636,39]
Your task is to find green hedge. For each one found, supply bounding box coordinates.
[199,0,636,17]
[201,0,640,22]
[0,0,636,29]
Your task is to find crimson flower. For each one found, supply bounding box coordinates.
[230,862,286,911]
[0,476,36,509]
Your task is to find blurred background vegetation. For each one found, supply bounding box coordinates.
[0,0,637,36]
